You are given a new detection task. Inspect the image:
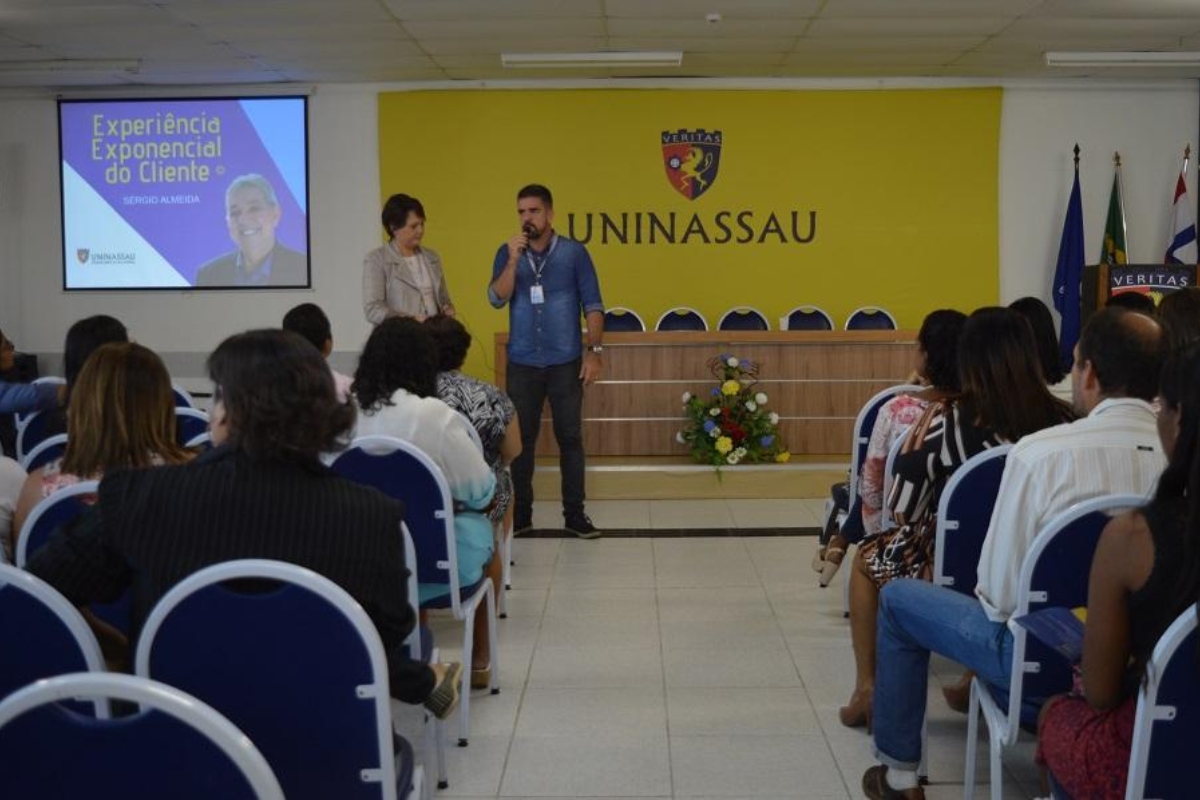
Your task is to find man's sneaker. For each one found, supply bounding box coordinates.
[565,514,602,540]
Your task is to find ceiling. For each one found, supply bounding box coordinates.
[2,0,1200,89]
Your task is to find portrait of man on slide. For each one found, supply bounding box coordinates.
[195,173,308,288]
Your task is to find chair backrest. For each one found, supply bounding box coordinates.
[1126,605,1200,800]
[13,376,65,430]
[16,479,100,567]
[879,425,911,531]
[175,407,210,448]
[15,409,57,464]
[1000,493,1145,744]
[171,383,196,409]
[185,431,214,450]
[780,305,834,331]
[844,306,898,330]
[717,307,769,331]
[604,307,646,332]
[19,432,68,472]
[330,436,460,607]
[655,307,708,331]
[932,444,1012,597]
[0,563,107,715]
[847,384,923,503]
[0,672,284,800]
[135,559,398,800]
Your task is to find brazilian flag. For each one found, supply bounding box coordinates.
[1100,171,1127,265]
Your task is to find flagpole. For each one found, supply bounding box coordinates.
[1115,151,1127,259]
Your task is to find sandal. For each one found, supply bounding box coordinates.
[811,543,827,573]
[470,665,491,690]
[819,547,846,587]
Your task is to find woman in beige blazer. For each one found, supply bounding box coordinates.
[362,193,456,324]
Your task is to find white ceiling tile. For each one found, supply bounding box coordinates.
[782,51,959,66]
[605,0,821,19]
[607,37,797,54]
[1028,0,1200,18]
[793,36,987,53]
[1002,17,1200,37]
[169,2,394,25]
[249,39,424,59]
[976,35,1188,53]
[421,37,605,56]
[608,18,809,37]
[818,0,1038,17]
[805,18,1011,37]
[402,18,605,38]
[383,0,603,21]
[203,22,412,44]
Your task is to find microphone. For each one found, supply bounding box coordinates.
[521,223,536,251]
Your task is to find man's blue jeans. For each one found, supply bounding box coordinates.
[872,579,1014,770]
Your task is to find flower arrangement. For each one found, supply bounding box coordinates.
[676,354,790,467]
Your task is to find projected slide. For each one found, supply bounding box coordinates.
[59,96,310,290]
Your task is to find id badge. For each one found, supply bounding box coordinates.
[530,284,545,305]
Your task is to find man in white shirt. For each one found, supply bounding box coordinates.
[862,307,1165,800]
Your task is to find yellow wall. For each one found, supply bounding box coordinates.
[378,88,1000,382]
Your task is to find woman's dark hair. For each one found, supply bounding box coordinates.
[424,314,472,373]
[353,317,438,411]
[1158,287,1200,353]
[1107,291,1157,316]
[957,307,1075,441]
[208,329,355,460]
[281,302,332,353]
[1008,296,1066,383]
[917,309,967,391]
[380,193,425,240]
[64,315,128,388]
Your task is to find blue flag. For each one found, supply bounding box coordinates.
[1052,161,1084,371]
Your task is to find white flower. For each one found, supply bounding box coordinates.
[709,427,721,438]
[709,408,721,417]
[768,411,780,425]
[734,447,747,458]
[726,356,739,367]
[745,401,757,412]
[755,392,768,405]
[675,431,686,444]
[681,391,692,403]
[727,453,741,465]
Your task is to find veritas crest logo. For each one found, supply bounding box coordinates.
[662,129,722,200]
[76,249,90,264]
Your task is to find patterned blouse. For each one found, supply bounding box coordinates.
[859,393,930,537]
[435,371,516,523]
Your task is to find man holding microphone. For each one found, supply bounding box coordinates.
[488,184,605,539]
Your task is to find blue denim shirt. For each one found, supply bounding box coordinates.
[489,234,604,368]
[0,380,58,415]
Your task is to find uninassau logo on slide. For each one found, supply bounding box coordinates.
[662,129,722,200]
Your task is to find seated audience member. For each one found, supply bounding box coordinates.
[353,317,498,688]
[282,302,353,402]
[1008,296,1070,399]
[862,307,1166,800]
[27,329,462,716]
[40,314,129,438]
[1107,290,1157,316]
[1157,286,1200,351]
[1037,342,1199,799]
[0,454,26,562]
[841,307,1074,731]
[12,342,192,534]
[0,326,61,416]
[814,309,966,586]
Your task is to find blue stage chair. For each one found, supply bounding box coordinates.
[0,672,284,800]
[136,558,421,800]
[717,307,769,331]
[19,432,67,472]
[16,479,99,567]
[0,563,107,714]
[844,306,898,330]
[331,435,498,747]
[780,305,834,331]
[175,407,210,448]
[965,493,1145,800]
[655,307,708,331]
[932,445,1012,598]
[14,408,58,465]
[604,307,646,332]
[171,383,196,409]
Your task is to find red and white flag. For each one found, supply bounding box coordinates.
[1165,147,1198,264]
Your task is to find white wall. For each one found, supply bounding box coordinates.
[1,79,1196,378]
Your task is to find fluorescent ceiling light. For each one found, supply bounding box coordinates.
[0,59,140,73]
[502,51,682,69]
[1046,51,1200,67]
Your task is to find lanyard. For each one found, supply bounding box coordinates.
[525,234,558,285]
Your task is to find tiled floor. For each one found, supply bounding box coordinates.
[410,531,1045,800]
[528,499,830,532]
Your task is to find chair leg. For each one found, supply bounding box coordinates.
[498,521,512,618]
[458,612,473,747]
[841,543,854,618]
[918,717,928,784]
[988,735,1002,800]
[964,681,979,800]
[486,581,500,696]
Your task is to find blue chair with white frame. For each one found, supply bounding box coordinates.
[717,306,769,331]
[655,307,708,331]
[136,559,422,800]
[331,435,498,748]
[19,432,67,472]
[844,306,898,330]
[0,672,284,800]
[931,444,1012,598]
[964,493,1146,800]
[604,307,646,332]
[780,305,834,331]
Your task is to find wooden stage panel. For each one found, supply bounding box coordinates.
[495,330,916,457]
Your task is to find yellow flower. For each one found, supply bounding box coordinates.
[715,436,733,454]
[720,380,740,396]
[775,451,791,463]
